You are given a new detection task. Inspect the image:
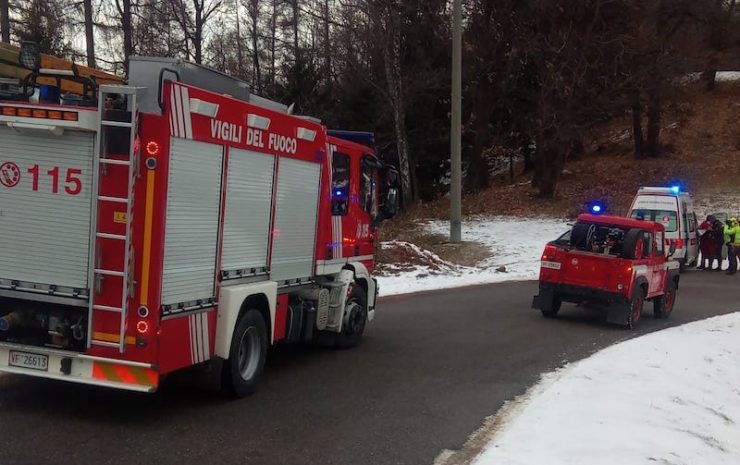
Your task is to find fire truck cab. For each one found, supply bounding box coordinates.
[0,43,399,396]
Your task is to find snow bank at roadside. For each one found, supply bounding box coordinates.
[376,217,569,296]
[470,312,740,465]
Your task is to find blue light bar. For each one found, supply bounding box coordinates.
[670,185,680,194]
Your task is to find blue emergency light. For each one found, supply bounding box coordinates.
[588,201,605,215]
[670,185,680,194]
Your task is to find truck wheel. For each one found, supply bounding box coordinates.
[541,295,562,318]
[222,309,268,397]
[653,279,677,319]
[621,229,645,260]
[626,287,645,329]
[335,285,368,349]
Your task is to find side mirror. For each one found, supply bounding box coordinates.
[381,187,399,220]
[377,165,400,222]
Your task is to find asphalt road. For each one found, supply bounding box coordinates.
[0,271,738,465]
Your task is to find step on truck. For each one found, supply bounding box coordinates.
[0,43,399,396]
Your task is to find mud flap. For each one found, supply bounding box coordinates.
[606,304,630,326]
[532,287,554,310]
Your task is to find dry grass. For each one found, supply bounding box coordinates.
[377,213,492,269]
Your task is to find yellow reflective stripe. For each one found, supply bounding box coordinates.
[92,331,136,345]
[140,169,156,305]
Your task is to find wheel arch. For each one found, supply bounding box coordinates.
[342,261,377,312]
[239,294,272,344]
[215,281,277,359]
[634,276,649,295]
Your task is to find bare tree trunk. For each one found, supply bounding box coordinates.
[83,0,95,67]
[645,78,661,157]
[532,134,545,189]
[323,0,331,82]
[291,0,300,97]
[117,0,133,75]
[701,52,719,91]
[535,142,564,198]
[382,3,415,205]
[631,88,644,158]
[248,0,261,92]
[466,72,493,191]
[194,10,203,64]
[1,0,10,43]
[523,145,534,173]
[235,0,243,78]
[270,0,277,89]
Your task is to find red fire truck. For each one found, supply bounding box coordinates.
[0,44,399,396]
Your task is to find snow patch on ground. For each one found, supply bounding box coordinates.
[683,71,740,83]
[468,312,740,465]
[716,71,740,82]
[694,192,740,218]
[376,217,570,296]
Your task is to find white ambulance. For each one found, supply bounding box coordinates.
[628,186,699,271]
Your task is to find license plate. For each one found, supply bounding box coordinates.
[541,261,562,270]
[8,350,49,371]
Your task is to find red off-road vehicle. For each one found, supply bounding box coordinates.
[532,214,680,328]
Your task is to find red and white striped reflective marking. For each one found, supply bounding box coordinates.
[188,312,210,364]
[332,216,343,259]
[169,84,193,140]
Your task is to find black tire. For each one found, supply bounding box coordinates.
[621,228,645,259]
[335,285,368,349]
[541,295,562,318]
[626,286,645,329]
[222,309,268,398]
[653,279,677,319]
[570,223,591,249]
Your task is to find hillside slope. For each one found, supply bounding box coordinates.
[377,80,740,271]
[407,80,740,221]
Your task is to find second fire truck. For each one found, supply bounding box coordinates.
[0,43,399,396]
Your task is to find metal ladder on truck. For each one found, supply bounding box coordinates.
[86,85,139,353]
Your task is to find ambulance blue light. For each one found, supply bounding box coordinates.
[670,185,680,194]
[334,189,345,197]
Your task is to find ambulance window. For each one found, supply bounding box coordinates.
[630,210,677,232]
[332,152,350,216]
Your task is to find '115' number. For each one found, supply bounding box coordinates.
[27,165,83,195]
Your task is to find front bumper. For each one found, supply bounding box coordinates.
[0,342,158,393]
